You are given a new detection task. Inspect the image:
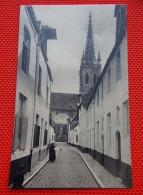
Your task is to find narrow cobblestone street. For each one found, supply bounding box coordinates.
[25,142,98,188]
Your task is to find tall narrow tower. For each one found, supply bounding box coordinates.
[79,12,102,94]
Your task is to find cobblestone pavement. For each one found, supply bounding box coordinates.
[25,142,98,188]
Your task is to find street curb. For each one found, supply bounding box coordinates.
[70,146,105,188]
[22,159,48,187]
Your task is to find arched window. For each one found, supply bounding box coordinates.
[85,73,89,84]
[93,73,96,85]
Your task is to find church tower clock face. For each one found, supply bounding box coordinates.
[79,12,102,95]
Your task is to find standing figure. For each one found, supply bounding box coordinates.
[49,143,56,162]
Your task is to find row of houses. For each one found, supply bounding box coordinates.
[68,5,132,187]
[9,6,56,184]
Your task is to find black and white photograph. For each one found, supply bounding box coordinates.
[9,4,132,188]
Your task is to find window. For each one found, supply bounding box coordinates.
[45,121,47,129]
[97,89,99,107]
[116,106,120,124]
[93,74,96,85]
[33,115,40,148]
[97,121,99,146]
[101,80,103,101]
[116,49,121,81]
[22,26,31,74]
[85,73,89,84]
[76,134,78,142]
[89,106,91,123]
[107,68,111,92]
[18,94,27,148]
[63,125,67,134]
[107,113,111,148]
[13,94,28,151]
[102,117,104,131]
[19,93,26,116]
[123,102,129,134]
[46,86,49,107]
[43,129,47,145]
[38,66,42,95]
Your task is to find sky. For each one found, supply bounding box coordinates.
[33,5,116,94]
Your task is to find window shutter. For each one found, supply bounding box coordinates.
[36,126,40,147]
[22,42,27,73]
[12,114,20,152]
[33,124,37,148]
[19,117,28,150]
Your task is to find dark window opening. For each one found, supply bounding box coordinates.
[93,74,96,85]
[76,134,78,142]
[33,115,40,148]
[22,26,31,74]
[43,129,48,146]
[38,66,42,95]
[85,73,89,84]
[46,86,49,107]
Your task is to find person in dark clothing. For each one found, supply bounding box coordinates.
[49,143,56,162]
[12,165,24,188]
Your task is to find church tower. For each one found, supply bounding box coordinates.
[79,12,102,94]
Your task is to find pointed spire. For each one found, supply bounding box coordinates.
[84,12,96,65]
[81,50,85,66]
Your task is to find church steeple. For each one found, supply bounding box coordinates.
[79,12,102,95]
[84,12,96,65]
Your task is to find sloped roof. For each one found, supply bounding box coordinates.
[51,93,80,111]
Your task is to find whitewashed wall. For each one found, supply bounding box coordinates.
[78,33,131,166]
[32,47,52,156]
[12,6,37,161]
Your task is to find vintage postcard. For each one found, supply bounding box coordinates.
[9,4,132,188]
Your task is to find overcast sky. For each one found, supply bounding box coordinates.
[33,5,116,94]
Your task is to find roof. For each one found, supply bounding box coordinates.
[51,93,80,111]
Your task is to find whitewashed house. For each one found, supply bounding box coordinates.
[9,5,56,184]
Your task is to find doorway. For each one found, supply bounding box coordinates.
[116,131,121,177]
